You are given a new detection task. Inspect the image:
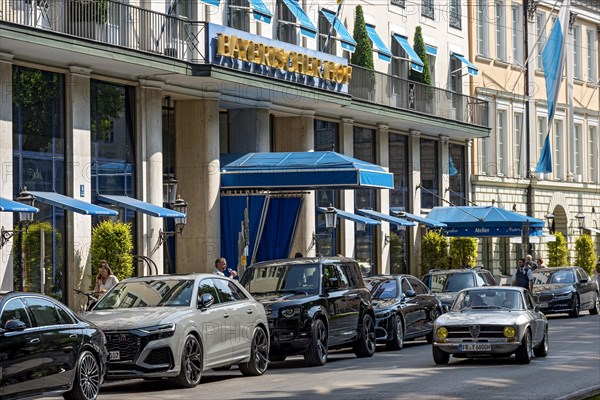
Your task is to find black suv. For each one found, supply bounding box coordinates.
[421,268,497,310]
[240,257,376,366]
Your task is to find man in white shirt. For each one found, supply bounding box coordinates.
[213,257,238,279]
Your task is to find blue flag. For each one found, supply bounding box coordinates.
[535,0,570,173]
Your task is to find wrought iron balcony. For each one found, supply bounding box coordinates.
[349,65,490,127]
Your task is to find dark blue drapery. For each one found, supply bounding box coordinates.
[255,197,302,262]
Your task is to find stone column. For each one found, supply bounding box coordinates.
[377,124,390,274]
[66,66,93,307]
[139,80,165,274]
[175,95,221,273]
[440,135,450,204]
[0,53,14,291]
[339,117,355,257]
[272,113,315,256]
[228,107,270,152]
[409,129,422,276]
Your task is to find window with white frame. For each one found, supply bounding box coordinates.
[277,1,297,45]
[227,0,250,32]
[497,109,507,175]
[477,0,489,56]
[427,52,436,86]
[574,123,582,178]
[511,4,523,65]
[587,29,597,83]
[553,119,563,179]
[573,25,582,80]
[537,115,547,158]
[479,138,488,174]
[495,1,506,61]
[589,125,598,183]
[449,0,461,29]
[422,0,435,19]
[536,12,546,70]
[513,112,524,177]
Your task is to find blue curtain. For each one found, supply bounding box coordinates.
[220,195,266,272]
[255,198,302,262]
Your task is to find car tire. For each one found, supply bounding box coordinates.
[353,314,376,358]
[515,329,532,364]
[569,295,580,318]
[533,327,549,358]
[63,350,100,400]
[303,319,328,366]
[239,327,269,376]
[432,345,449,365]
[386,314,404,351]
[170,335,203,388]
[589,293,600,315]
[426,308,442,344]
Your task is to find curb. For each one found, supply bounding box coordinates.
[556,385,600,400]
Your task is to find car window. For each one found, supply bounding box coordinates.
[323,264,339,291]
[443,273,475,292]
[401,278,412,294]
[334,265,350,289]
[576,269,588,282]
[55,303,76,325]
[525,292,534,310]
[474,273,486,287]
[550,270,576,284]
[198,279,221,304]
[213,278,236,303]
[25,297,62,327]
[479,272,496,286]
[1,298,32,328]
[228,281,248,301]
[424,274,446,293]
[371,279,397,299]
[407,277,427,294]
[341,264,361,288]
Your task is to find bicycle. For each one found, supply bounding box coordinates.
[73,289,99,313]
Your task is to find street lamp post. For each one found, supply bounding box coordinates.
[1,187,36,249]
[575,213,585,235]
[158,195,188,246]
[546,213,555,234]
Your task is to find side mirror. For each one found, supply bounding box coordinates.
[579,278,588,284]
[404,289,417,298]
[197,293,215,310]
[4,319,27,332]
[532,294,540,303]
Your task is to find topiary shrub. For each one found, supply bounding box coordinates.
[351,5,376,96]
[420,229,448,276]
[574,234,597,276]
[547,232,568,267]
[90,220,134,283]
[409,26,431,85]
[449,237,478,268]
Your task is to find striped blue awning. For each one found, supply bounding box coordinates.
[392,34,424,72]
[281,0,317,38]
[318,207,381,225]
[0,197,39,213]
[29,192,118,216]
[451,52,478,76]
[320,8,357,52]
[365,24,392,62]
[98,195,185,218]
[356,209,416,228]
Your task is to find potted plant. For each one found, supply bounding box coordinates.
[352,5,376,101]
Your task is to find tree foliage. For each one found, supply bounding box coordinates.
[90,220,134,283]
[574,234,597,276]
[91,81,126,142]
[449,237,478,268]
[351,5,374,70]
[420,230,448,276]
[547,232,568,267]
[409,26,431,85]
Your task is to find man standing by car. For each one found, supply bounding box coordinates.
[525,254,537,271]
[213,257,238,279]
[512,258,533,291]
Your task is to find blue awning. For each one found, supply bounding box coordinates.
[451,52,479,76]
[221,151,394,190]
[199,0,220,6]
[0,197,39,213]
[247,0,272,24]
[390,208,446,228]
[426,206,544,237]
[97,195,185,218]
[425,45,437,56]
[356,209,416,228]
[392,34,424,72]
[281,0,317,38]
[29,192,118,216]
[318,207,381,225]
[365,24,392,62]
[320,9,357,52]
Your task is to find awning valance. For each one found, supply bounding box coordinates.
[426,206,544,237]
[220,151,394,190]
[425,45,437,56]
[451,52,479,76]
[392,34,424,72]
[320,8,357,52]
[0,197,39,213]
[366,24,392,62]
[29,192,118,216]
[98,195,185,218]
[318,207,381,225]
[356,209,416,227]
[281,0,317,38]
[390,208,446,228]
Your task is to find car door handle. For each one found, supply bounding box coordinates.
[223,313,229,318]
[246,309,254,314]
[29,338,40,344]
[69,334,78,338]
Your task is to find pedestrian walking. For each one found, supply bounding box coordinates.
[536,258,546,269]
[525,254,537,271]
[512,258,533,291]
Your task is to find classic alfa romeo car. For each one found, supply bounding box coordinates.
[432,287,548,365]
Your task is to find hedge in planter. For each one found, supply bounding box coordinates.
[90,220,134,283]
[449,237,478,269]
[420,229,448,276]
[574,234,597,276]
[547,232,568,267]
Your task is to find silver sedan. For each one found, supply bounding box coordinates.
[84,274,269,387]
[432,286,548,365]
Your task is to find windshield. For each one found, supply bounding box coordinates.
[428,272,475,293]
[94,279,195,309]
[370,279,398,300]
[242,264,320,294]
[532,269,575,285]
[452,289,523,311]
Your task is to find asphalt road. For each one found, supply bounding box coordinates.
[46,313,600,400]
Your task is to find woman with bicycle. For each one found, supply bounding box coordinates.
[95,260,119,298]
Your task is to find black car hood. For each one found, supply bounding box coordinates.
[533,283,575,293]
[371,299,398,310]
[252,292,315,306]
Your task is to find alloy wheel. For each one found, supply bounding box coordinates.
[78,352,100,400]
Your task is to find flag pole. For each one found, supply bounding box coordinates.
[322,0,343,53]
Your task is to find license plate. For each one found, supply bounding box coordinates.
[538,302,548,308]
[109,351,120,361]
[459,343,491,352]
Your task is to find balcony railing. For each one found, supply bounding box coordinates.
[349,65,490,127]
[0,0,207,62]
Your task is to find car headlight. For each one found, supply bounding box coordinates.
[436,326,448,340]
[503,326,516,338]
[281,306,302,318]
[139,323,176,340]
[555,291,573,299]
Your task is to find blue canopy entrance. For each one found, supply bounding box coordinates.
[426,206,544,237]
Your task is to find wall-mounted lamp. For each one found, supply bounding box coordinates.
[546,213,555,233]
[575,212,585,234]
[158,195,188,246]
[324,205,337,230]
[163,173,178,205]
[384,234,391,247]
[1,188,36,249]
